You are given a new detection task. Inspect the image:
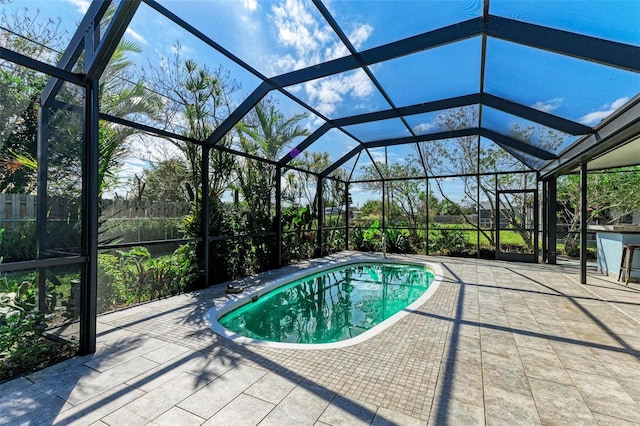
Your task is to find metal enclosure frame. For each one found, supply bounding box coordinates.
[0,0,638,354]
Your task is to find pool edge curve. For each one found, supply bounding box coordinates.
[204,255,444,350]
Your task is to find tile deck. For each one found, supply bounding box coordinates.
[1,252,639,425]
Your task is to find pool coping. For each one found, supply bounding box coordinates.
[203,256,444,350]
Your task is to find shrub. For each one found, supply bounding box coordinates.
[350,221,382,252]
[429,229,470,256]
[0,228,53,377]
[0,221,36,262]
[96,244,199,313]
[385,228,411,254]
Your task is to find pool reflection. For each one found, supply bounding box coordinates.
[219,263,434,344]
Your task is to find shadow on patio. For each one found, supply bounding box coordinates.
[1,254,639,424]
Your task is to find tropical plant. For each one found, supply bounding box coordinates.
[237,99,311,220]
[385,228,411,254]
[351,220,382,252]
[0,226,50,375]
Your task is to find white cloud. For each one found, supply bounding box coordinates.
[579,97,630,125]
[286,84,303,94]
[126,28,147,45]
[413,122,436,134]
[66,0,90,14]
[343,143,356,154]
[369,149,396,163]
[241,0,258,12]
[531,98,563,113]
[349,24,373,49]
[270,0,373,67]
[268,0,375,117]
[272,0,327,69]
[304,69,374,117]
[369,150,385,163]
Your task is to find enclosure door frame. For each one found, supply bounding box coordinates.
[495,188,539,263]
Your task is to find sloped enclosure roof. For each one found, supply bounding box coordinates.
[4,0,640,180]
[143,0,640,180]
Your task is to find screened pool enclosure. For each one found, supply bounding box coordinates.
[1,0,639,353]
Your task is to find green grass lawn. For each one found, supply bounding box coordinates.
[429,224,526,247]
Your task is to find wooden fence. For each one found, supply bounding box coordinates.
[101,198,191,219]
[0,194,190,222]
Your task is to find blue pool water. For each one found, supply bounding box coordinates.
[218,262,435,344]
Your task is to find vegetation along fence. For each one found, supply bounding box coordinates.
[0,194,191,222]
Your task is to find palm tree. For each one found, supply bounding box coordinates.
[236,100,311,219]
[239,101,310,161]
[97,39,160,201]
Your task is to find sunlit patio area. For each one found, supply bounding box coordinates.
[2,0,640,424]
[2,253,639,425]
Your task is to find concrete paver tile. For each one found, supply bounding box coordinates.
[58,356,159,406]
[481,350,524,372]
[203,393,274,425]
[602,359,640,402]
[95,327,145,348]
[551,342,611,377]
[178,364,267,419]
[244,371,298,405]
[25,356,97,392]
[518,346,573,385]
[480,336,520,359]
[446,335,481,366]
[83,337,167,372]
[149,407,205,426]
[183,352,240,382]
[0,386,68,426]
[435,361,484,406]
[259,381,335,426]
[568,369,640,423]
[482,365,531,396]
[512,332,554,352]
[529,377,596,425]
[142,342,192,364]
[103,372,210,425]
[372,407,423,426]
[592,412,640,425]
[484,385,541,425]
[0,376,33,395]
[45,383,145,426]
[592,347,640,369]
[318,394,378,426]
[125,351,207,392]
[429,396,485,426]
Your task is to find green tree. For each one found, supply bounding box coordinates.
[438,199,460,215]
[97,40,161,201]
[143,47,246,282]
[0,6,67,192]
[237,99,311,224]
[359,200,382,222]
[144,48,239,209]
[557,167,640,250]
[416,107,564,249]
[359,161,426,235]
[131,158,191,204]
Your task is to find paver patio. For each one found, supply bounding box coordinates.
[1,252,639,425]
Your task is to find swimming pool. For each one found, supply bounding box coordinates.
[205,257,443,349]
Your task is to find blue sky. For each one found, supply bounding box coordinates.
[3,0,639,202]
